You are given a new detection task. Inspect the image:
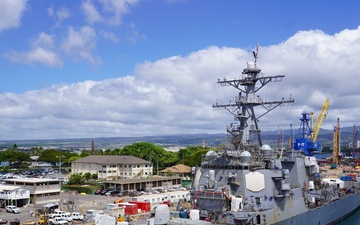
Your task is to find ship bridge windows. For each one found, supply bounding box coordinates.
[203,164,250,170]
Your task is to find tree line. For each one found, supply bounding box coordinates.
[0,142,211,172]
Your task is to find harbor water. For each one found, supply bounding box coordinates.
[337,208,360,224]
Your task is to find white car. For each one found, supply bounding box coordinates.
[71,212,84,220]
[5,205,21,214]
[62,213,73,222]
[51,217,68,225]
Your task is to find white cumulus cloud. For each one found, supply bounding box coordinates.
[2,32,63,67]
[48,6,71,28]
[0,0,27,31]
[61,26,101,65]
[82,0,102,24]
[99,29,119,43]
[1,26,360,139]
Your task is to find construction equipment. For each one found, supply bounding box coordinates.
[294,99,329,156]
[332,118,340,166]
[311,99,330,142]
[37,214,49,225]
[114,198,124,204]
[294,112,316,156]
[352,125,359,159]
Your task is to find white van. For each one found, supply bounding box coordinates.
[71,212,84,221]
[61,212,73,222]
[51,217,68,225]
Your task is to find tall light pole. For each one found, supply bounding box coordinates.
[148,155,152,192]
[56,155,66,193]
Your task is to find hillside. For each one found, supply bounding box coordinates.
[0,126,357,151]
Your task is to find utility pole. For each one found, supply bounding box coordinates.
[148,155,152,191]
[56,155,66,193]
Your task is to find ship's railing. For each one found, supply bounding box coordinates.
[195,190,224,200]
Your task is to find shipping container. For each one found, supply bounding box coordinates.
[118,203,138,215]
[129,201,151,212]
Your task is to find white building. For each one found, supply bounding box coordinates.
[72,155,153,179]
[0,185,30,207]
[2,178,61,205]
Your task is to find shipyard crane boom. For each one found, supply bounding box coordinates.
[312,98,329,142]
[353,125,359,158]
[332,118,340,165]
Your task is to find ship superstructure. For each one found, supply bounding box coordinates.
[185,46,360,225]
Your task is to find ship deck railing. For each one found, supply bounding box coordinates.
[195,190,225,200]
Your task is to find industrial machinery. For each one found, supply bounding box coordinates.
[311,99,329,143]
[332,118,340,166]
[294,99,329,156]
[37,214,49,225]
[352,125,359,159]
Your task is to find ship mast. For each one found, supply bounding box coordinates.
[213,45,294,150]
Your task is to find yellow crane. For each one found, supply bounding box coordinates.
[311,98,330,142]
[332,118,340,166]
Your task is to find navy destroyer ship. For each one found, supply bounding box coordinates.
[183,46,360,225]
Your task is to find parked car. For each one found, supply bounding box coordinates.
[128,190,141,197]
[95,189,103,195]
[61,213,73,222]
[71,212,84,221]
[100,189,111,195]
[51,217,68,225]
[0,218,8,224]
[117,190,129,197]
[110,190,120,196]
[48,214,61,223]
[104,190,114,196]
[5,205,21,214]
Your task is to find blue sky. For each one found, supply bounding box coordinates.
[1,0,360,141]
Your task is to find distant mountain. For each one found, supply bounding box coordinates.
[0,126,357,150]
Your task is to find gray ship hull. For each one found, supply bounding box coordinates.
[274,193,360,225]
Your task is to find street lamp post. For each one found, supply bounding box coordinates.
[56,155,66,193]
[148,155,152,192]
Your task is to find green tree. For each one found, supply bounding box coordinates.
[68,173,84,185]
[84,172,91,181]
[39,149,66,166]
[31,147,44,156]
[117,142,179,173]
[0,149,31,168]
[91,173,98,180]
[176,146,209,167]
[80,150,90,157]
[0,149,18,165]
